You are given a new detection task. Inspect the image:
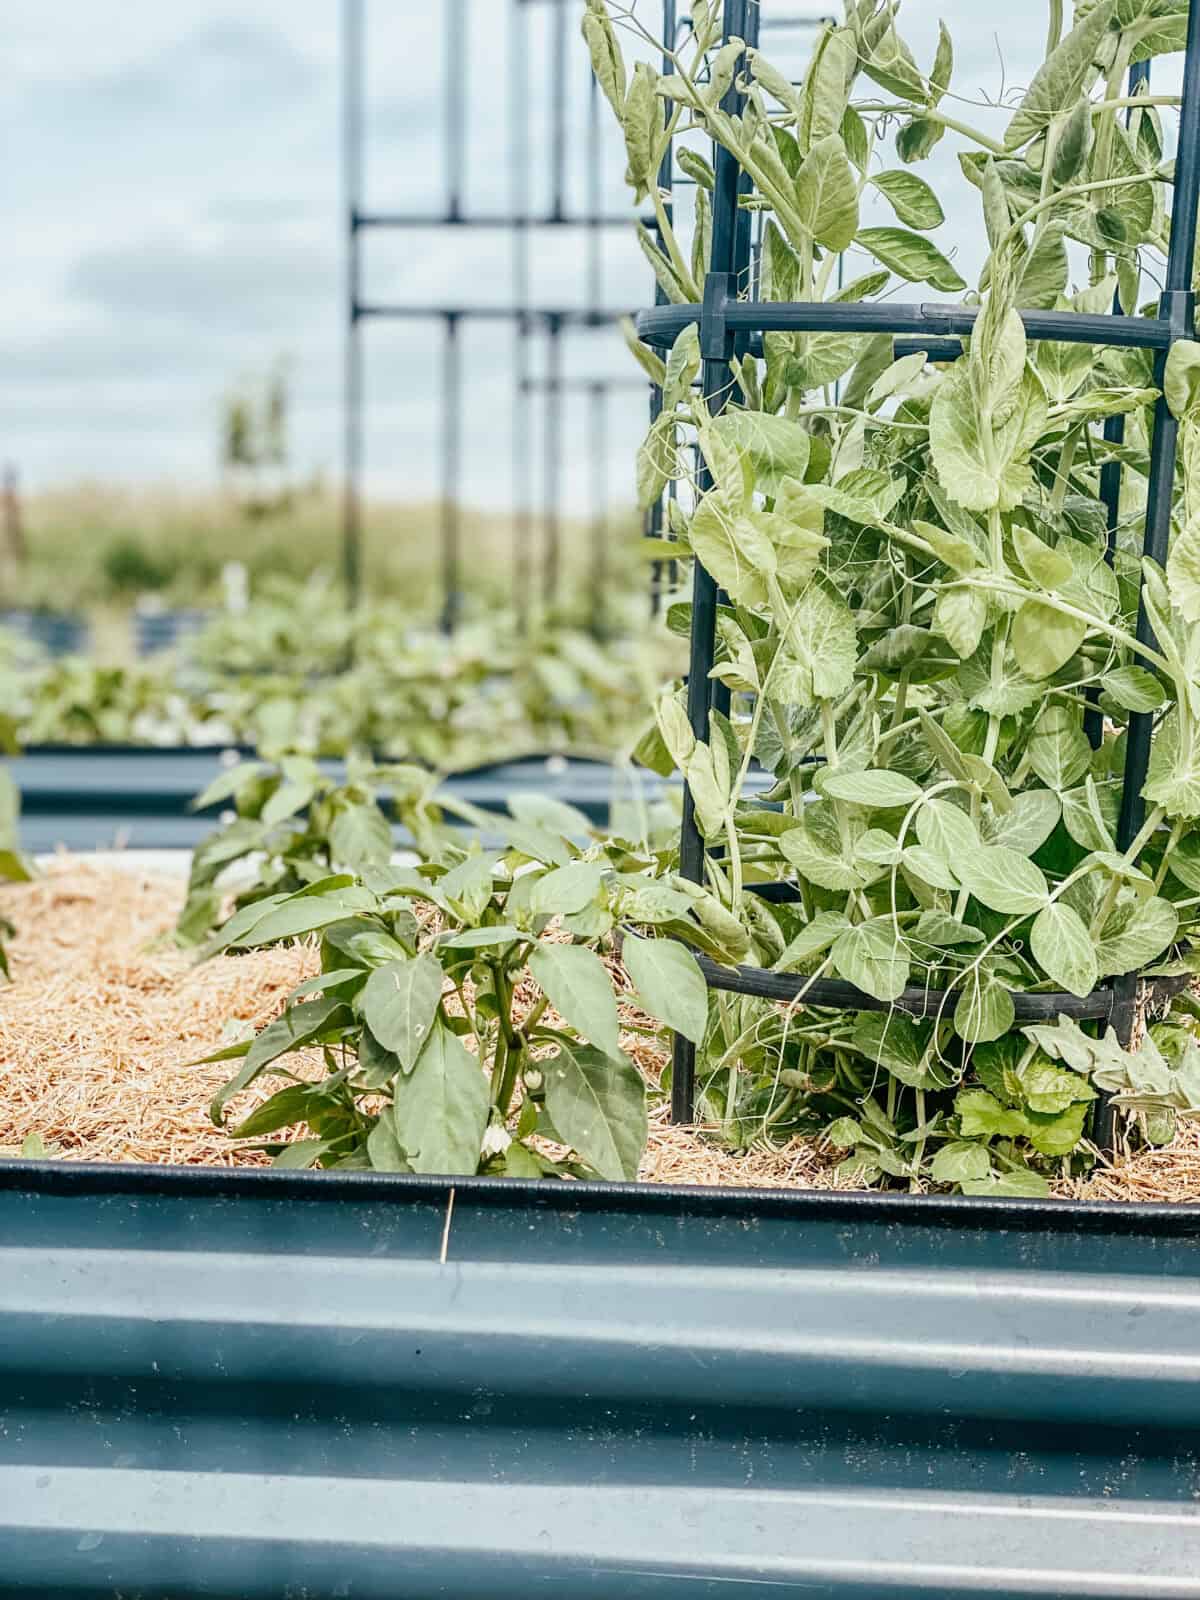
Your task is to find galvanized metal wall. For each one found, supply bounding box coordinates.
[2,1164,1200,1596]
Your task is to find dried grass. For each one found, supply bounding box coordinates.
[2,863,1199,1202]
[0,863,317,1164]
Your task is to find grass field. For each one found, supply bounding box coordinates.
[5,482,645,621]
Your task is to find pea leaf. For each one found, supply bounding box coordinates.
[1100,666,1167,713]
[361,954,445,1071]
[832,917,911,1002]
[955,846,1048,915]
[1004,1,1116,149]
[391,1022,489,1176]
[709,411,810,495]
[794,133,859,250]
[954,976,1016,1044]
[1030,902,1099,998]
[1096,895,1179,976]
[529,942,622,1059]
[543,1040,647,1180]
[856,227,966,292]
[1011,600,1087,679]
[820,769,923,808]
[870,169,945,230]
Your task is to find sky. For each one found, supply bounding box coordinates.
[0,1,1178,513]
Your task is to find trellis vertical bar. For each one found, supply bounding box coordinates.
[544,314,563,608]
[1084,55,1152,751]
[440,313,462,635]
[446,0,467,222]
[1098,5,1200,1144]
[511,0,532,632]
[551,0,568,223]
[589,381,608,639]
[671,0,757,1126]
[342,0,364,611]
[648,0,678,616]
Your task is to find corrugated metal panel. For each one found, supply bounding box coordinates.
[2,1163,1200,1597]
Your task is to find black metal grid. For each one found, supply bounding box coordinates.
[631,1,1200,1133]
[342,0,659,635]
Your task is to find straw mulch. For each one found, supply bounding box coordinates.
[1,861,1198,1201]
[0,863,317,1165]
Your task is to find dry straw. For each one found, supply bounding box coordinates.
[1,862,1197,1200]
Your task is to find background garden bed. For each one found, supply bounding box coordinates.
[1,862,1196,1200]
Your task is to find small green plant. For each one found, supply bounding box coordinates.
[0,766,34,980]
[200,798,727,1177]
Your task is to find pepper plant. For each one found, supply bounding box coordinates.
[586,0,1200,1191]
[201,792,729,1176]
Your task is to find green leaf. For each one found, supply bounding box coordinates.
[981,789,1062,855]
[774,910,850,970]
[1027,703,1092,789]
[1030,902,1099,997]
[1004,1,1116,149]
[780,825,863,893]
[930,362,1047,512]
[776,575,858,705]
[1026,1100,1089,1157]
[581,6,627,122]
[367,1116,412,1172]
[852,1012,936,1088]
[870,169,945,230]
[856,227,966,292]
[189,760,266,813]
[438,925,524,950]
[794,133,859,250]
[955,846,1048,915]
[1096,895,1179,976]
[210,997,348,1124]
[1164,339,1200,421]
[1017,1056,1095,1115]
[688,497,775,609]
[935,586,987,659]
[361,954,445,1071]
[954,974,1016,1044]
[911,519,981,575]
[529,941,622,1059]
[916,798,980,861]
[224,892,376,951]
[1011,600,1087,679]
[832,917,911,1002]
[622,933,709,1045]
[391,1022,489,1175]
[956,1087,1030,1139]
[1167,513,1200,624]
[821,769,923,809]
[543,1040,647,1180]
[230,1083,320,1140]
[931,1140,992,1184]
[329,803,392,870]
[1101,665,1167,713]
[708,411,810,495]
[530,861,606,918]
[1012,526,1074,589]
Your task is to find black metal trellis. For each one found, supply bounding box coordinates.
[633,3,1200,1129]
[342,0,661,636]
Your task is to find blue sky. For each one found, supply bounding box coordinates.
[1,2,1174,510]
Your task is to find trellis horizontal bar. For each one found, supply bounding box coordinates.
[694,953,1191,1024]
[354,211,653,230]
[520,376,650,393]
[354,304,625,326]
[635,300,1180,351]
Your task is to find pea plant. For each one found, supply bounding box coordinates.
[199,793,728,1176]
[586,0,1200,1191]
